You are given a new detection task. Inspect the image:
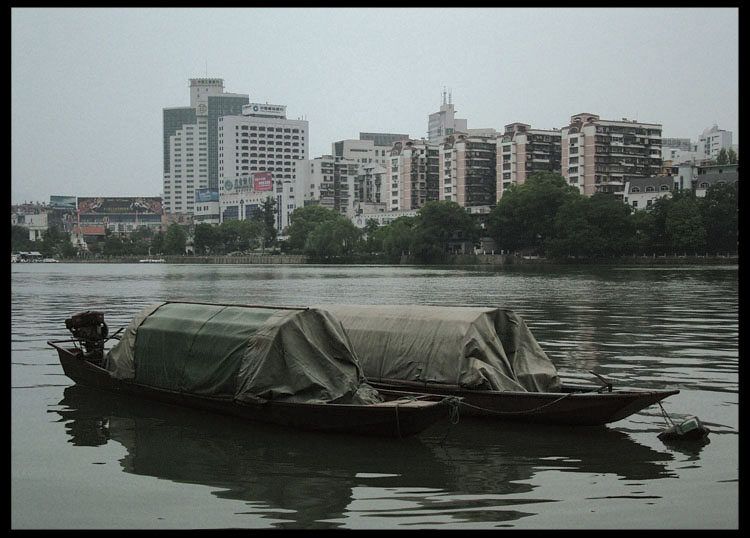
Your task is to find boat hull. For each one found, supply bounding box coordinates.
[367,378,679,426]
[50,342,454,438]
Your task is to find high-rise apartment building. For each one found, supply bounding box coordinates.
[162,78,248,216]
[297,155,359,218]
[560,113,662,197]
[357,163,387,207]
[387,139,439,211]
[496,123,562,200]
[439,134,496,207]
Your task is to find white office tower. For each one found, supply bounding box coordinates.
[163,78,248,217]
[217,103,308,231]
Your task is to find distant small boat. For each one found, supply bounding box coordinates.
[42,258,59,263]
[139,258,165,263]
[48,303,457,437]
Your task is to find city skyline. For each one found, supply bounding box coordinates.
[11,7,738,205]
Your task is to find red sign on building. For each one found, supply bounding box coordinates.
[253,172,273,192]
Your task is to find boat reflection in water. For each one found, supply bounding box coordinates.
[55,385,682,528]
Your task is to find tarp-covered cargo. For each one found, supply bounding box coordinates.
[103,302,380,404]
[322,305,562,393]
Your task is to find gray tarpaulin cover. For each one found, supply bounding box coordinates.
[322,305,562,393]
[103,302,380,404]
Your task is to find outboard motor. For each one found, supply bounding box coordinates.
[65,311,108,362]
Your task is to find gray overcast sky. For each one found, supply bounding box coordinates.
[11,7,738,205]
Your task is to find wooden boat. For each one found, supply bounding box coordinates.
[323,304,681,427]
[363,377,678,426]
[48,304,459,438]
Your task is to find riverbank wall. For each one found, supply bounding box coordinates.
[441,253,739,266]
[55,253,737,266]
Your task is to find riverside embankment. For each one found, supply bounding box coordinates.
[56,253,737,266]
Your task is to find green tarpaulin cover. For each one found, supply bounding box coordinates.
[104,302,380,404]
[322,305,562,393]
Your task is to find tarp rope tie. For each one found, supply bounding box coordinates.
[459,392,573,416]
[393,397,421,438]
[442,396,461,424]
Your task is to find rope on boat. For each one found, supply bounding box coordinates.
[392,396,417,439]
[658,401,676,427]
[459,392,574,416]
[392,395,462,437]
[395,403,401,438]
[443,396,462,424]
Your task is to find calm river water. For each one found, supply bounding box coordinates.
[11,262,738,529]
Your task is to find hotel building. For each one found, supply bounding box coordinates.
[217,102,308,230]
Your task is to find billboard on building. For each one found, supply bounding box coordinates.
[49,196,77,210]
[253,172,273,192]
[195,189,219,203]
[77,197,163,214]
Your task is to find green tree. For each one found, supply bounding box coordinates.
[700,182,738,253]
[727,147,738,164]
[305,216,362,258]
[150,231,165,255]
[103,235,125,257]
[163,222,187,255]
[12,225,33,252]
[252,197,278,250]
[129,226,153,256]
[283,205,341,253]
[488,171,580,254]
[629,208,658,254]
[546,193,635,258]
[361,218,381,253]
[218,219,263,253]
[646,195,674,254]
[410,201,478,263]
[380,216,416,260]
[193,223,220,255]
[716,148,729,165]
[59,240,77,258]
[665,193,706,252]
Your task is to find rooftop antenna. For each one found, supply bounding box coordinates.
[205,60,208,76]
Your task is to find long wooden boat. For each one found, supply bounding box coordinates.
[322,304,681,427]
[48,339,457,438]
[47,303,461,438]
[364,377,679,426]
